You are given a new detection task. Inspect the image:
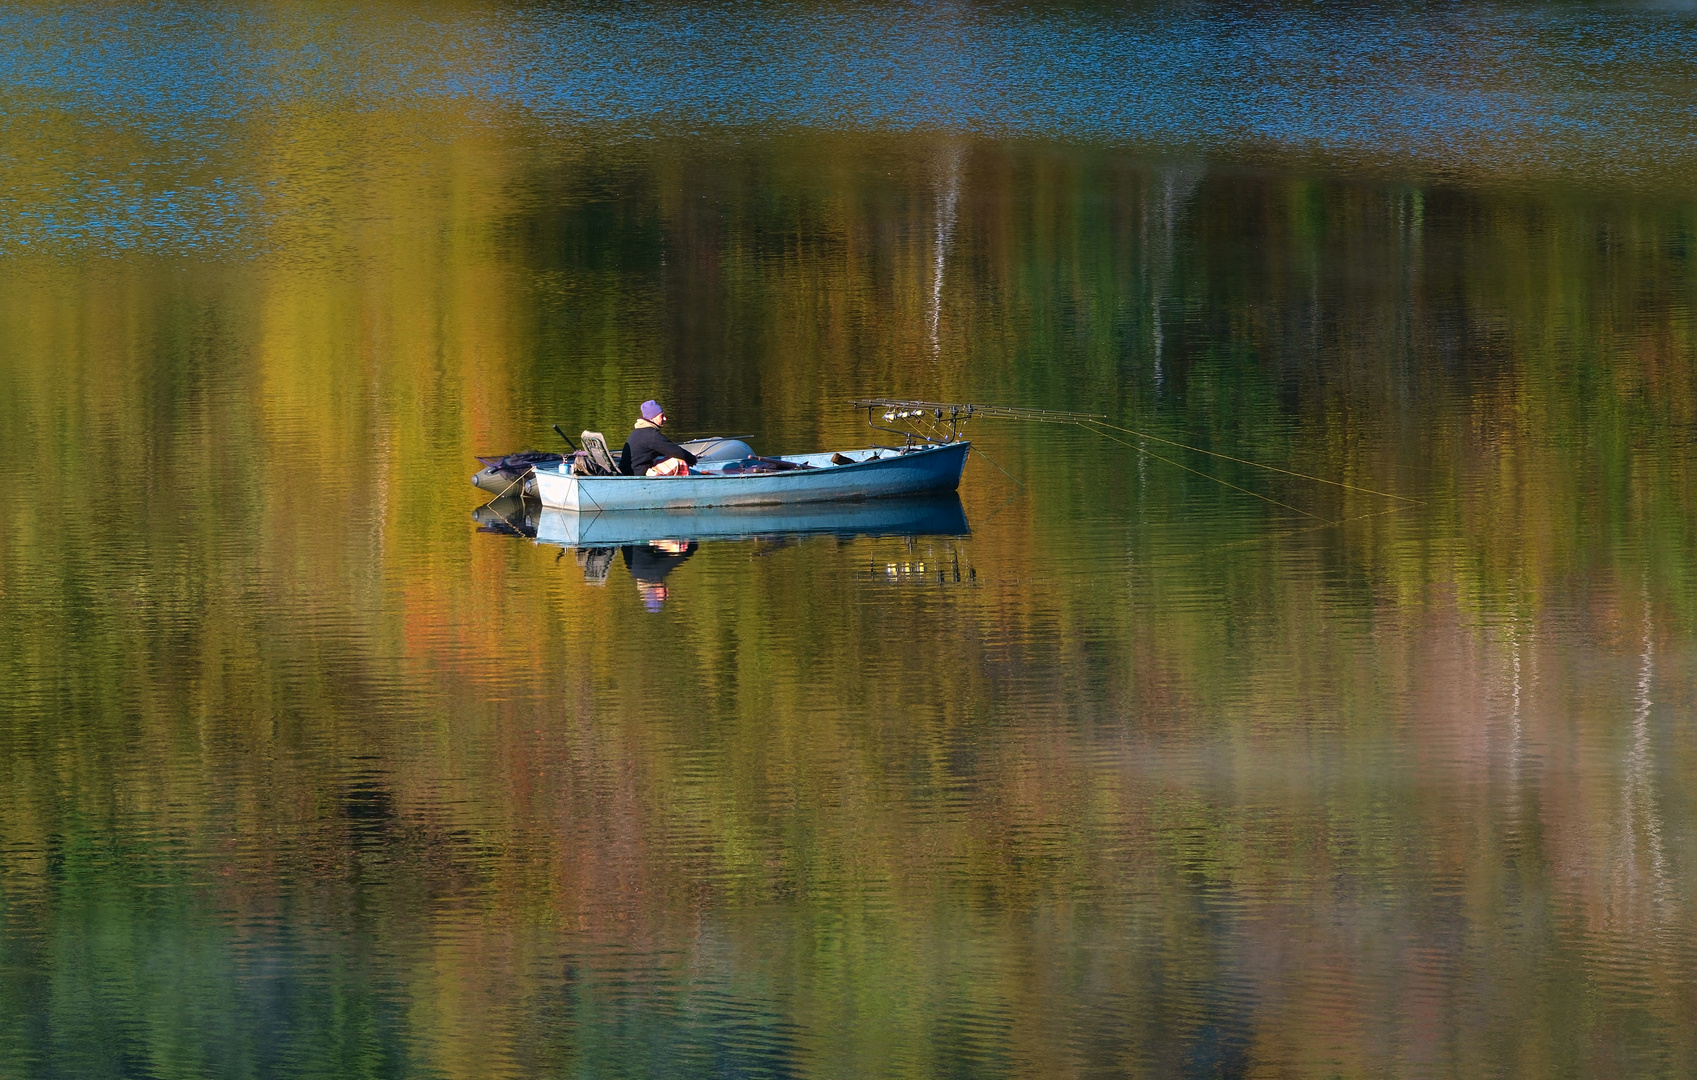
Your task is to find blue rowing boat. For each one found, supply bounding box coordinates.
[532,441,970,512]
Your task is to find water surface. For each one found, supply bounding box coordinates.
[2,3,1697,1078]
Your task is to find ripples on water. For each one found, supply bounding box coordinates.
[3,2,1697,1078]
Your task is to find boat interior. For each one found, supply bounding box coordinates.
[568,433,917,478]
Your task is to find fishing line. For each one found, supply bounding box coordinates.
[968,443,1027,492]
[908,406,1031,495]
[489,466,533,502]
[913,412,955,448]
[899,411,1026,569]
[481,496,528,535]
[857,398,1422,535]
[1077,418,1423,505]
[1081,424,1334,524]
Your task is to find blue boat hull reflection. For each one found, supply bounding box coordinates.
[536,493,969,548]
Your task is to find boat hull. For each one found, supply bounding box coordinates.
[532,442,970,511]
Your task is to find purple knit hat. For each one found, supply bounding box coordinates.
[640,399,664,421]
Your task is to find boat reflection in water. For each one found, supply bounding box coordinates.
[471,496,538,537]
[517,493,971,609]
[536,494,969,547]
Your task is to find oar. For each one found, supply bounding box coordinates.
[553,425,579,452]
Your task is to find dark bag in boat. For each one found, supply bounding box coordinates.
[719,456,814,474]
[474,450,563,471]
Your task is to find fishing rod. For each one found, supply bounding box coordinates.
[851,398,1105,445]
[852,397,1420,522]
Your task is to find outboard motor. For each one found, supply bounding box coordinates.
[681,438,756,462]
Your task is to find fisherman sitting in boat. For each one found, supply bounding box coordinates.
[619,400,701,477]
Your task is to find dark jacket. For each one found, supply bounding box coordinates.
[620,420,699,475]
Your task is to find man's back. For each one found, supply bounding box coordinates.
[622,422,698,475]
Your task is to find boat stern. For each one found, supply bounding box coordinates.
[532,464,582,510]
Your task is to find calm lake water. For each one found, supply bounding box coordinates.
[3,2,1697,1077]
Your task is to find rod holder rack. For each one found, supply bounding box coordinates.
[851,398,1105,445]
